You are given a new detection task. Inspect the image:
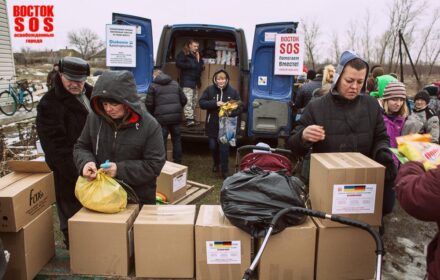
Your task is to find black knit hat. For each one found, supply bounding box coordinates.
[414,90,430,104]
[423,85,439,97]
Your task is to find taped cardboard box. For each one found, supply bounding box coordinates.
[309,153,385,227]
[258,217,316,280]
[0,205,55,280]
[134,205,196,278]
[156,161,188,203]
[68,204,139,276]
[195,205,251,280]
[0,160,55,232]
[314,218,377,280]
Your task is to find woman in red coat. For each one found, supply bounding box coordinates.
[395,162,440,280]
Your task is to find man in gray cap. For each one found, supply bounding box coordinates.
[36,56,93,249]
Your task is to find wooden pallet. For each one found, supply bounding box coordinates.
[172,180,214,205]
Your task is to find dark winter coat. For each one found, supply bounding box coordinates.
[73,71,165,204]
[396,161,440,280]
[287,93,390,159]
[199,69,242,138]
[46,69,58,90]
[37,74,93,175]
[176,51,204,89]
[295,75,323,110]
[145,73,187,125]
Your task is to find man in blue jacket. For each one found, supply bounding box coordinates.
[176,39,204,127]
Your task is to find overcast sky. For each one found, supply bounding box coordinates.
[6,0,440,62]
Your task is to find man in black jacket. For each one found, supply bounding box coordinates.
[176,39,204,127]
[146,69,187,163]
[36,57,92,249]
[287,50,396,216]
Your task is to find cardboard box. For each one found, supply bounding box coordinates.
[0,160,55,232]
[163,62,180,81]
[156,161,188,203]
[309,153,385,227]
[134,205,196,278]
[195,205,251,280]
[68,204,139,276]
[314,218,377,280]
[258,218,316,280]
[0,206,55,280]
[209,64,227,78]
[226,65,240,80]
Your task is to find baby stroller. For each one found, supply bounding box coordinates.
[235,144,294,175]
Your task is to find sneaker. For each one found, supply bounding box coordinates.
[186,119,196,127]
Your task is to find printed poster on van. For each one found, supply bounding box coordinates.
[106,24,136,67]
[274,34,304,75]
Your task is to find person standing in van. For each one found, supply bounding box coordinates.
[199,69,242,179]
[176,39,204,127]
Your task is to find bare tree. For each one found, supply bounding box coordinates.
[425,31,440,75]
[330,31,341,63]
[20,47,33,66]
[68,28,104,60]
[301,19,320,70]
[361,10,373,62]
[414,7,440,66]
[346,19,359,52]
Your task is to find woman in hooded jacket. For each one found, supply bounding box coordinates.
[199,69,242,179]
[73,70,166,204]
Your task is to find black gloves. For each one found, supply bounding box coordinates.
[375,149,397,183]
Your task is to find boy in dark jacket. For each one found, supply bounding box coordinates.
[396,162,440,280]
[199,69,242,179]
[176,39,204,127]
[74,70,165,205]
[146,69,187,163]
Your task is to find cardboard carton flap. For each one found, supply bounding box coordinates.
[312,153,384,169]
[135,205,195,224]
[7,160,51,173]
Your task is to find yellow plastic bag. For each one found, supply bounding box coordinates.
[75,171,127,213]
[396,134,440,170]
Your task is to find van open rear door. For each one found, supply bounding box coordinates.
[248,22,298,138]
[111,13,154,94]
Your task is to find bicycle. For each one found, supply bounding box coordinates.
[0,77,34,116]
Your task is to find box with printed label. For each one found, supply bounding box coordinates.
[258,217,316,280]
[309,153,385,227]
[0,205,55,280]
[0,160,55,232]
[156,161,188,203]
[195,205,251,280]
[314,218,377,280]
[134,205,196,278]
[68,204,139,276]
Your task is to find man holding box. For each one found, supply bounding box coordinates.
[287,50,396,217]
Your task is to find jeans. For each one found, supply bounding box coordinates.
[162,124,182,164]
[208,137,229,173]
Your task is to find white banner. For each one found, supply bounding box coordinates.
[274,34,303,75]
[106,24,136,67]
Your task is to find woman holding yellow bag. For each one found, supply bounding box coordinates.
[73,70,166,205]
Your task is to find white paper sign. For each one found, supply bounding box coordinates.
[332,184,377,214]
[258,76,267,86]
[206,240,241,264]
[274,34,303,75]
[264,32,277,42]
[173,172,187,192]
[106,24,136,67]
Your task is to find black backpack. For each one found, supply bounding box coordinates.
[220,167,308,238]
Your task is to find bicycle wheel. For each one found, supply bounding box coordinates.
[21,89,34,112]
[0,90,17,116]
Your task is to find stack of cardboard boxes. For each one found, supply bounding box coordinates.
[0,160,56,280]
[309,153,384,280]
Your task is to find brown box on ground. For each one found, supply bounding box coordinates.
[226,65,240,80]
[258,218,316,280]
[195,205,251,280]
[68,204,139,276]
[0,159,55,232]
[314,218,377,280]
[309,153,385,227]
[134,205,196,278]
[163,62,180,81]
[156,161,188,203]
[0,206,55,280]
